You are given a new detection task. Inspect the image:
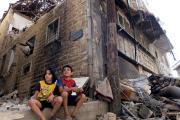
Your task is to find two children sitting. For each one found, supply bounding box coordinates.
[28,65,86,120]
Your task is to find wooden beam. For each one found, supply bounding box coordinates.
[107,0,121,114]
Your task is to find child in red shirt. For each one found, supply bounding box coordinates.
[60,65,86,120]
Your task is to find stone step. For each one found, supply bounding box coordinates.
[18,100,108,120]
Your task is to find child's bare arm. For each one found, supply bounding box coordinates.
[59,86,64,93]
[60,86,72,92]
[72,87,83,93]
[64,86,72,92]
[31,91,39,100]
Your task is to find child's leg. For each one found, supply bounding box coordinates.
[28,99,46,120]
[62,92,71,116]
[71,94,86,117]
[50,96,63,117]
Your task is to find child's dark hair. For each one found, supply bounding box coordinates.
[62,65,73,72]
[43,67,57,83]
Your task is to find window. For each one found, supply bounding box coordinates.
[117,13,124,28]
[26,36,35,55]
[46,19,59,44]
[22,63,31,75]
[119,15,124,25]
[20,36,35,56]
[155,51,158,58]
[0,55,6,73]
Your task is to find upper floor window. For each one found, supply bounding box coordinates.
[46,19,59,44]
[117,12,124,28]
[27,36,35,55]
[19,36,35,56]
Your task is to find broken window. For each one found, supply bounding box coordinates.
[19,36,35,56]
[0,55,7,74]
[22,63,31,75]
[155,51,158,58]
[117,13,124,28]
[46,19,59,44]
[12,27,20,34]
[27,36,35,55]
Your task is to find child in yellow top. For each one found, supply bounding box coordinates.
[29,68,63,120]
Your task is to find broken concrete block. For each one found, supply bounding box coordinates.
[106,112,116,120]
[97,112,117,120]
[120,83,139,102]
[138,104,153,119]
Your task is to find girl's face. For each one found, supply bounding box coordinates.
[63,67,73,77]
[45,70,53,83]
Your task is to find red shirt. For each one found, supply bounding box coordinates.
[62,79,77,94]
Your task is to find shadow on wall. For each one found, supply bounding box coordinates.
[118,56,140,79]
[0,76,5,97]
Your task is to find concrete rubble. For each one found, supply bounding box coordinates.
[0,75,180,120]
[0,91,30,120]
[117,75,180,120]
[95,75,180,120]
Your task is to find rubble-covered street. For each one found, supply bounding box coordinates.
[0,75,180,120]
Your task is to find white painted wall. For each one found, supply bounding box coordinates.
[9,13,33,31]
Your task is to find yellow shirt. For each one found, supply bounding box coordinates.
[37,80,56,101]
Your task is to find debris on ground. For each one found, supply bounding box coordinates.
[0,90,30,120]
[96,112,117,120]
[1,75,180,120]
[95,74,180,120]
[118,74,180,120]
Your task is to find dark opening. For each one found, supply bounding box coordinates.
[22,63,31,75]
[0,55,7,74]
[26,36,35,55]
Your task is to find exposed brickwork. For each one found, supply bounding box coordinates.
[0,0,89,97]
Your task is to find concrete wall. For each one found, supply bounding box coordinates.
[0,9,13,49]
[10,12,33,31]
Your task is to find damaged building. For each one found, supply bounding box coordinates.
[173,61,180,77]
[0,0,177,119]
[0,0,173,100]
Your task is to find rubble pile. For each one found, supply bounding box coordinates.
[97,112,117,120]
[118,75,180,120]
[96,75,180,120]
[0,90,30,120]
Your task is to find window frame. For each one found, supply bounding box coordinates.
[46,18,60,45]
[21,62,32,76]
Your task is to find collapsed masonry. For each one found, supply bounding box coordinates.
[0,0,177,119]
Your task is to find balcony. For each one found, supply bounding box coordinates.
[116,24,155,59]
[132,10,164,42]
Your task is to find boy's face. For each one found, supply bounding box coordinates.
[45,70,53,83]
[63,67,73,78]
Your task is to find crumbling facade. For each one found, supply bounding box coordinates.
[173,61,180,76]
[0,0,173,98]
